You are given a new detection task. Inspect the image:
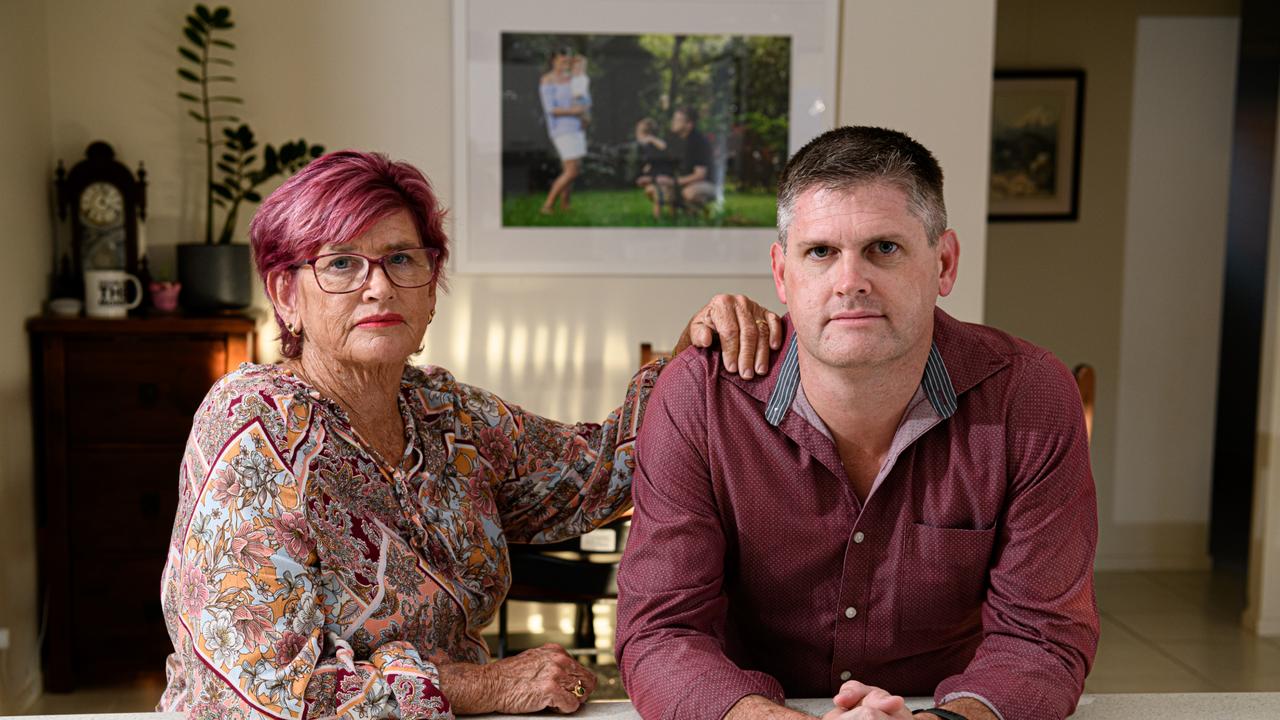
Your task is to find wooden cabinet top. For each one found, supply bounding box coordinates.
[27,313,259,335]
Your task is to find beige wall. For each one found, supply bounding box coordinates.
[839,0,994,322]
[0,0,52,711]
[1,0,995,704]
[1111,16,1236,566]
[987,0,1239,570]
[39,0,993,421]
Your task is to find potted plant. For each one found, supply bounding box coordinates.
[175,4,323,311]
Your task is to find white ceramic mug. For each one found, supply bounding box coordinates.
[84,270,143,318]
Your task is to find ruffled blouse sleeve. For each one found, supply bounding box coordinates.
[460,360,665,545]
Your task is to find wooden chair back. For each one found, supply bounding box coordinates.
[639,342,672,366]
[1073,363,1095,443]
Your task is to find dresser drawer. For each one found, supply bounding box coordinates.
[69,446,183,553]
[71,554,172,679]
[73,553,168,623]
[29,314,256,692]
[64,335,227,445]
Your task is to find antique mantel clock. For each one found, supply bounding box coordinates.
[55,142,147,287]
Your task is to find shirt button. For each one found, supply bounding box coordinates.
[839,670,852,681]
[844,606,857,619]
[853,531,865,544]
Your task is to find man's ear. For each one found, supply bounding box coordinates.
[770,242,788,306]
[936,230,960,298]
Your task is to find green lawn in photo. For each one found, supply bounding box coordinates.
[502,188,777,227]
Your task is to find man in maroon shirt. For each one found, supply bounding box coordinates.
[615,126,1098,720]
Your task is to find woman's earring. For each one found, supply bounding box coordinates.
[427,308,436,324]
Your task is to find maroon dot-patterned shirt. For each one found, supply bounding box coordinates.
[616,308,1098,720]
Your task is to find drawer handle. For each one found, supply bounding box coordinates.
[138,383,159,407]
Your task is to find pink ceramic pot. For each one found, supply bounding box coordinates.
[150,281,182,312]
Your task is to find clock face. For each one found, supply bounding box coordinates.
[79,181,124,227]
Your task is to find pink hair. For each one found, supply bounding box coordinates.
[249,150,449,358]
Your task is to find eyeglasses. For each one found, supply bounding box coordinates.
[300,248,440,294]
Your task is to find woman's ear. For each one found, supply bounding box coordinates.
[267,270,299,326]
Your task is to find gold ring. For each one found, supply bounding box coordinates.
[754,319,769,329]
[571,681,586,699]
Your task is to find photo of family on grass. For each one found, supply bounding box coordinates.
[501,32,791,228]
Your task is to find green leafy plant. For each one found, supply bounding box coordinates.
[177,4,323,245]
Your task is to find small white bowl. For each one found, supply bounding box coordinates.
[48,297,83,317]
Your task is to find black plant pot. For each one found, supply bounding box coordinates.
[177,243,253,312]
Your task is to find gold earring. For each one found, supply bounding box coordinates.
[427,308,436,323]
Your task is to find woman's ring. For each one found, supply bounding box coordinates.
[571,681,587,699]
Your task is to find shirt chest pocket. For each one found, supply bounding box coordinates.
[896,523,996,635]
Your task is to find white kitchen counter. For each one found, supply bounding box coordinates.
[13,694,1280,719]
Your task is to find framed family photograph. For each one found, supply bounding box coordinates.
[988,70,1085,221]
[452,0,839,274]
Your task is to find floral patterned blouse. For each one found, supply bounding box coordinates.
[159,360,661,719]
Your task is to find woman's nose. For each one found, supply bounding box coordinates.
[362,261,397,298]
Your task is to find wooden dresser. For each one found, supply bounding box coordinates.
[26,314,257,692]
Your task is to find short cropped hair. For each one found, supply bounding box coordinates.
[776,126,946,247]
[249,150,449,358]
[674,105,699,126]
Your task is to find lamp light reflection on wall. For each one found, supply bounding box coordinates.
[509,323,529,382]
[486,321,506,378]
[532,323,550,374]
[449,296,471,370]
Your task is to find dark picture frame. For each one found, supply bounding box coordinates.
[988,70,1085,221]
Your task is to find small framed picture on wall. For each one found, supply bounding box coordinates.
[989,70,1085,221]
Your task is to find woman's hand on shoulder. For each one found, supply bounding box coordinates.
[674,294,783,379]
[439,644,595,714]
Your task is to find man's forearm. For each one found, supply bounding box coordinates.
[678,167,708,186]
[923,697,998,720]
[726,694,813,720]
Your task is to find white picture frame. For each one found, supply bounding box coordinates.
[451,0,839,275]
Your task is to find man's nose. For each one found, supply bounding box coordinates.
[833,256,871,296]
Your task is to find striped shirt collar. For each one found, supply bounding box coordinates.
[764,334,959,427]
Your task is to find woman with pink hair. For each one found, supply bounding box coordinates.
[158,150,779,719]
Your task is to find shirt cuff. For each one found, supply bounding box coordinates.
[936,672,1055,720]
[370,641,451,719]
[938,691,1006,720]
[672,668,785,720]
[370,640,427,673]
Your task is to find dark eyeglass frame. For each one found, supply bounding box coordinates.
[298,248,441,295]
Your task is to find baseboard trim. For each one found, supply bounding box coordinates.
[16,666,41,713]
[1095,521,1212,571]
[1094,552,1214,571]
[1243,606,1280,637]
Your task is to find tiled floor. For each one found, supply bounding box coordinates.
[1088,570,1280,693]
[18,570,1280,714]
